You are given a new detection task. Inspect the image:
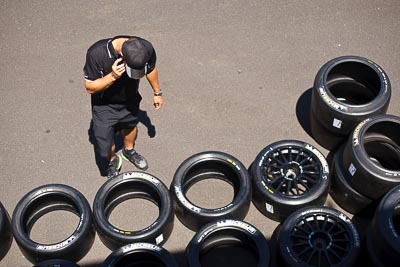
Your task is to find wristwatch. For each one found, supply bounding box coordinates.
[154,90,163,96]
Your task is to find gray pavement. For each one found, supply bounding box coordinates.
[1,0,400,266]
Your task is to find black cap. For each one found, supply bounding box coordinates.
[122,38,154,79]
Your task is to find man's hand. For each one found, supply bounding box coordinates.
[111,58,125,80]
[154,96,163,109]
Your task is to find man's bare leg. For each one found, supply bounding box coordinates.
[122,127,138,150]
[121,127,148,170]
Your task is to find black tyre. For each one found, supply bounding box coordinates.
[310,56,391,149]
[0,201,12,261]
[12,184,95,264]
[101,242,179,267]
[251,140,330,222]
[277,206,360,267]
[366,185,400,267]
[342,114,400,199]
[33,259,80,267]
[170,151,251,231]
[186,219,270,267]
[93,172,174,250]
[329,145,374,214]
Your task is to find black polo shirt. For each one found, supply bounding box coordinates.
[83,36,156,111]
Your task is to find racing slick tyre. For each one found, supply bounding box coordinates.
[366,185,400,267]
[12,184,95,264]
[329,144,374,214]
[93,172,174,250]
[186,219,270,267]
[310,56,391,150]
[277,206,360,267]
[170,151,251,231]
[342,114,400,199]
[33,259,80,267]
[251,140,330,222]
[101,242,179,267]
[0,201,12,261]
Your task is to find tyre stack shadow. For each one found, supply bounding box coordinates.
[295,88,313,137]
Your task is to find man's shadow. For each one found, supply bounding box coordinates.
[88,109,156,176]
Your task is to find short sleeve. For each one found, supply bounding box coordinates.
[83,52,102,81]
[146,49,157,74]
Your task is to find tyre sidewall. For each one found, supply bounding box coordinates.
[93,172,174,250]
[312,56,391,135]
[367,185,400,266]
[11,184,95,264]
[0,202,13,261]
[329,145,374,214]
[343,115,400,199]
[170,151,251,231]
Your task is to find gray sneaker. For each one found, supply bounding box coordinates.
[107,154,122,179]
[122,148,148,170]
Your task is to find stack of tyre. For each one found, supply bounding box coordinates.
[249,140,360,266]
[6,173,178,267]
[1,56,399,267]
[309,55,400,266]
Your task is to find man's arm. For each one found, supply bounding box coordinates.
[85,58,125,94]
[146,66,163,109]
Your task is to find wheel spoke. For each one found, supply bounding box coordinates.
[302,171,320,176]
[278,149,289,163]
[288,147,293,162]
[297,246,313,257]
[301,174,318,184]
[294,149,303,162]
[269,155,284,166]
[275,179,287,191]
[294,225,312,235]
[291,233,309,241]
[292,181,301,195]
[297,179,311,191]
[267,174,284,184]
[302,162,319,169]
[323,250,334,266]
[306,249,317,264]
[286,180,292,195]
[328,246,343,260]
[330,229,346,237]
[321,215,329,231]
[331,243,349,252]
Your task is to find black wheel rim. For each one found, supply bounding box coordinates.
[289,212,353,266]
[260,145,322,196]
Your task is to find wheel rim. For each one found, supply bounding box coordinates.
[289,212,353,266]
[260,145,323,196]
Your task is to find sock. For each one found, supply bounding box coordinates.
[124,147,135,154]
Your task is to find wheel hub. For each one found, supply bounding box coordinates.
[281,162,303,181]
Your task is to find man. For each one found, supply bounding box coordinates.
[84,35,163,179]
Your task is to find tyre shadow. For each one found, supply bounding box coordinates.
[295,88,312,137]
[88,109,156,176]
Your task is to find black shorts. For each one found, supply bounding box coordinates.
[92,104,138,158]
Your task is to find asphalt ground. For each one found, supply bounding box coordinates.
[1,1,400,266]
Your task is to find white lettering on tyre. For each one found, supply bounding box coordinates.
[319,86,348,111]
[36,235,76,251]
[174,186,200,213]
